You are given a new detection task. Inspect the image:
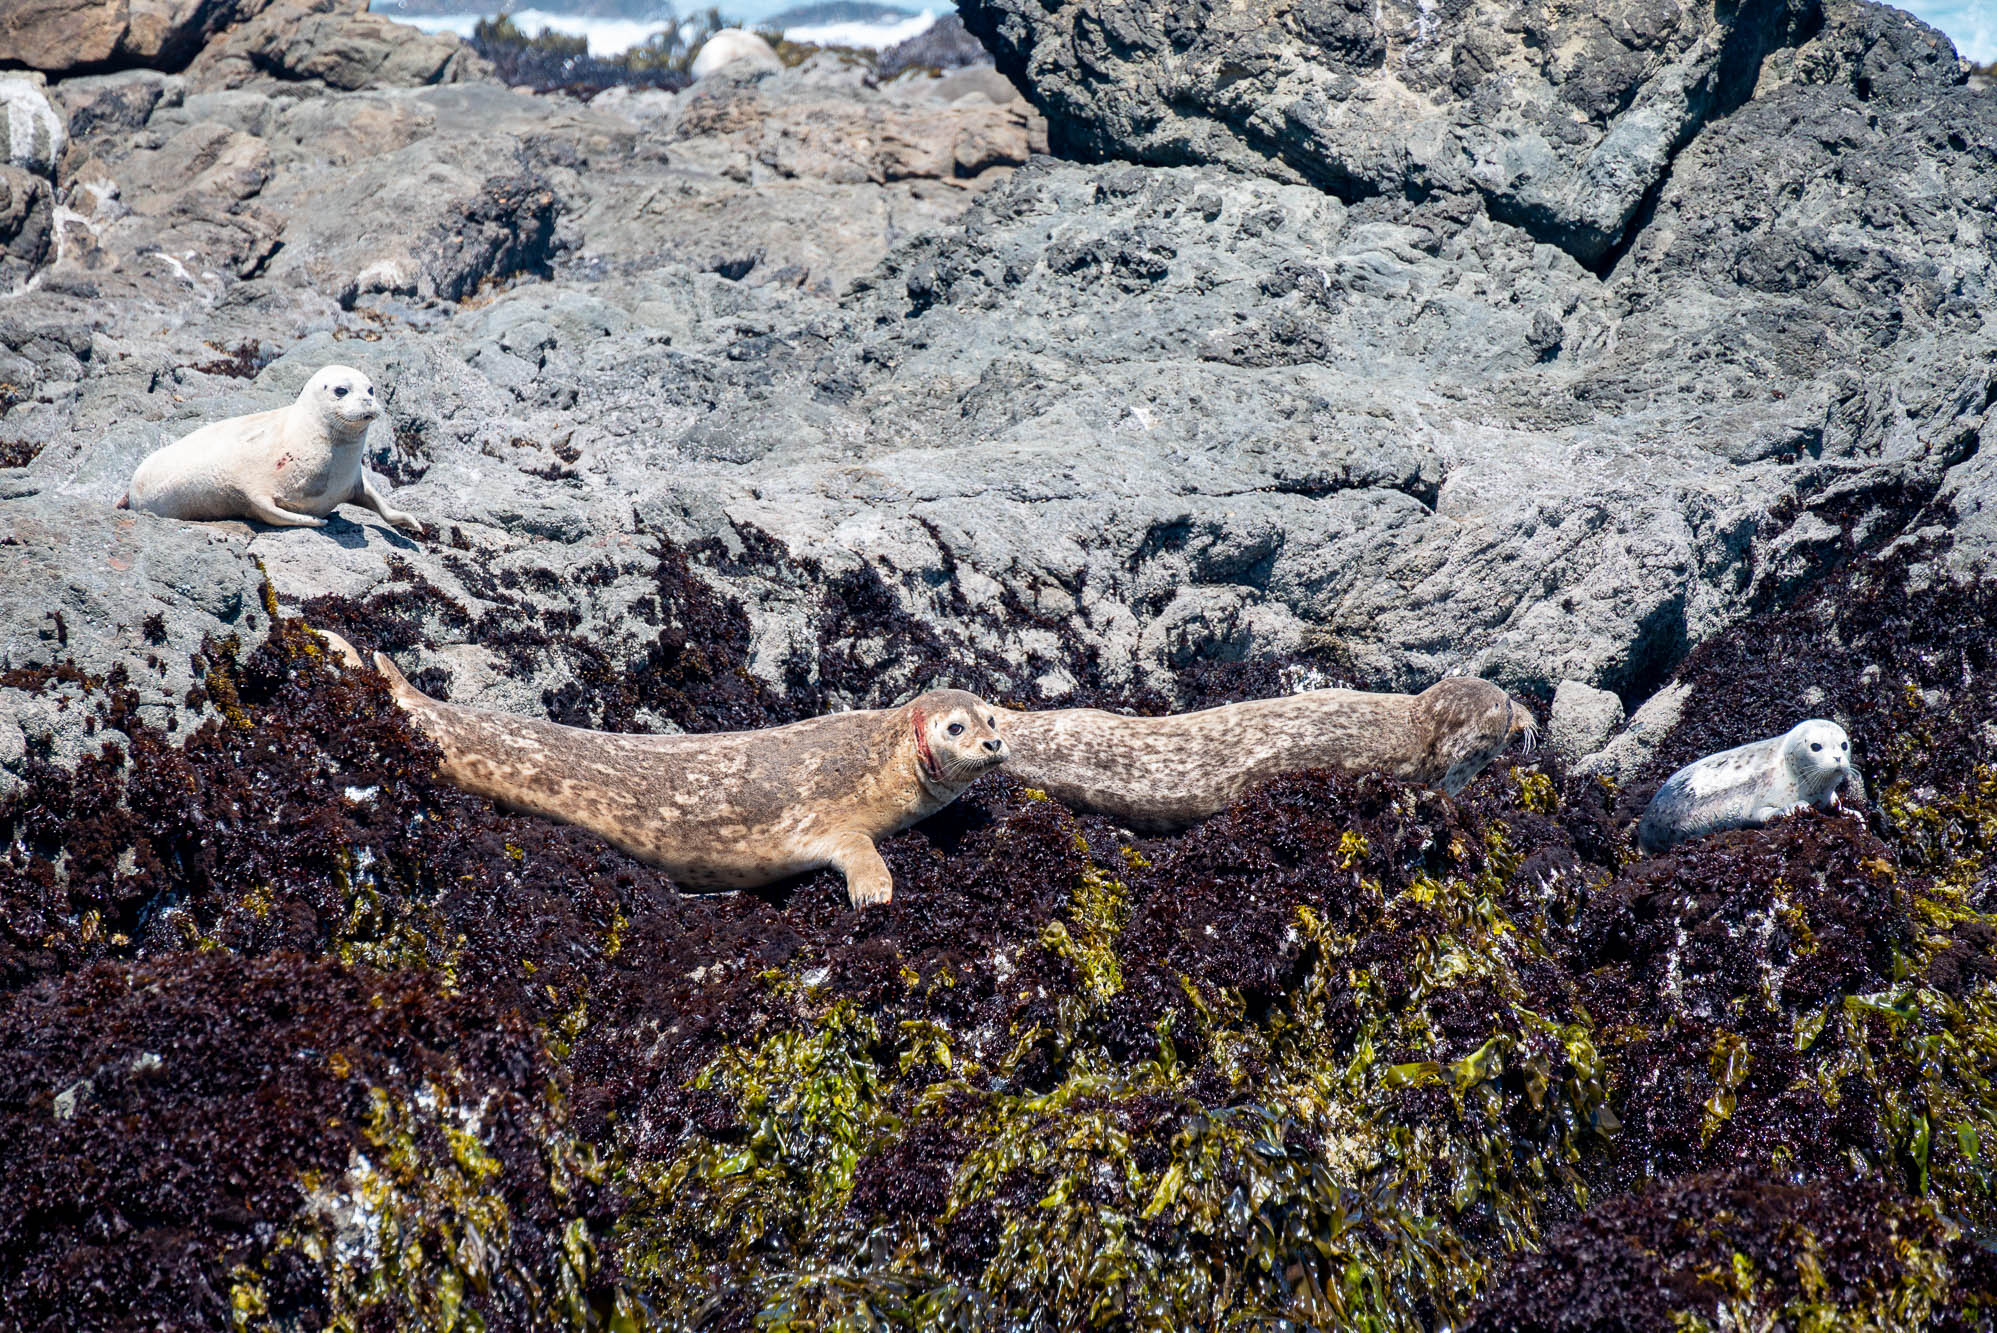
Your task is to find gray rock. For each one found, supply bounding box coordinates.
[0,0,1993,770]
[0,496,272,790]
[0,166,53,286]
[48,71,173,140]
[184,2,490,92]
[1549,680,1626,762]
[1575,682,1694,782]
[958,0,1828,268]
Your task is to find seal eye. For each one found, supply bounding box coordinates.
[947,722,964,737]
[333,385,349,398]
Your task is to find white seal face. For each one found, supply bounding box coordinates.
[305,365,381,434]
[1781,719,1852,796]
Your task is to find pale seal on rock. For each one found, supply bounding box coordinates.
[689,29,783,79]
[316,631,1006,908]
[999,678,1538,831]
[120,365,420,534]
[1636,719,1852,854]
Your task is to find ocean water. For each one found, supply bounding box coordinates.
[1901,0,1996,62]
[783,11,937,48]
[398,5,938,53]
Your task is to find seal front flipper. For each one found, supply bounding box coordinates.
[350,474,423,535]
[823,830,894,908]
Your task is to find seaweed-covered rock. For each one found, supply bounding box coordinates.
[1,0,1995,1325]
[1467,1172,1979,1331]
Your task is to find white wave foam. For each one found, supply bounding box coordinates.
[396,6,938,55]
[782,10,935,49]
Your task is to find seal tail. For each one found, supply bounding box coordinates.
[312,628,367,672]
[310,629,426,708]
[368,649,431,704]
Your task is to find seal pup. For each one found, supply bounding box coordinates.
[999,678,1537,832]
[1636,720,1852,854]
[120,365,420,534]
[316,631,1006,908]
[689,29,782,79]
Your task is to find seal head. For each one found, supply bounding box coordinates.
[307,364,381,435]
[1777,718,1852,802]
[909,689,1009,797]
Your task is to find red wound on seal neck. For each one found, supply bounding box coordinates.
[911,708,945,783]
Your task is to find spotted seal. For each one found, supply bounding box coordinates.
[999,678,1537,831]
[317,632,1006,908]
[1637,719,1852,854]
[121,365,419,534]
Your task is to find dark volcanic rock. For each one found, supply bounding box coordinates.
[956,0,1962,272]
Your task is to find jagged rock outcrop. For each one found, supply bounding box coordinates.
[4,4,1997,1329]
[5,1,1994,770]
[1,0,485,89]
[955,0,1955,271]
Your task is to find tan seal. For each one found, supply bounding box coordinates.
[1000,678,1537,830]
[121,365,420,533]
[316,631,1007,908]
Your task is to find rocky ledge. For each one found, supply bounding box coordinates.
[1,0,1995,1328]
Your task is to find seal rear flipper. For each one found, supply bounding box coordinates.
[311,629,367,672]
[115,494,130,510]
[369,650,433,706]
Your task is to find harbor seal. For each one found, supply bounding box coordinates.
[316,631,1006,908]
[120,365,420,534]
[689,29,782,79]
[1636,720,1852,854]
[999,678,1537,831]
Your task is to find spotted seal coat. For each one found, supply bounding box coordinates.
[1637,720,1852,854]
[999,678,1537,831]
[121,365,419,534]
[318,632,1006,908]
